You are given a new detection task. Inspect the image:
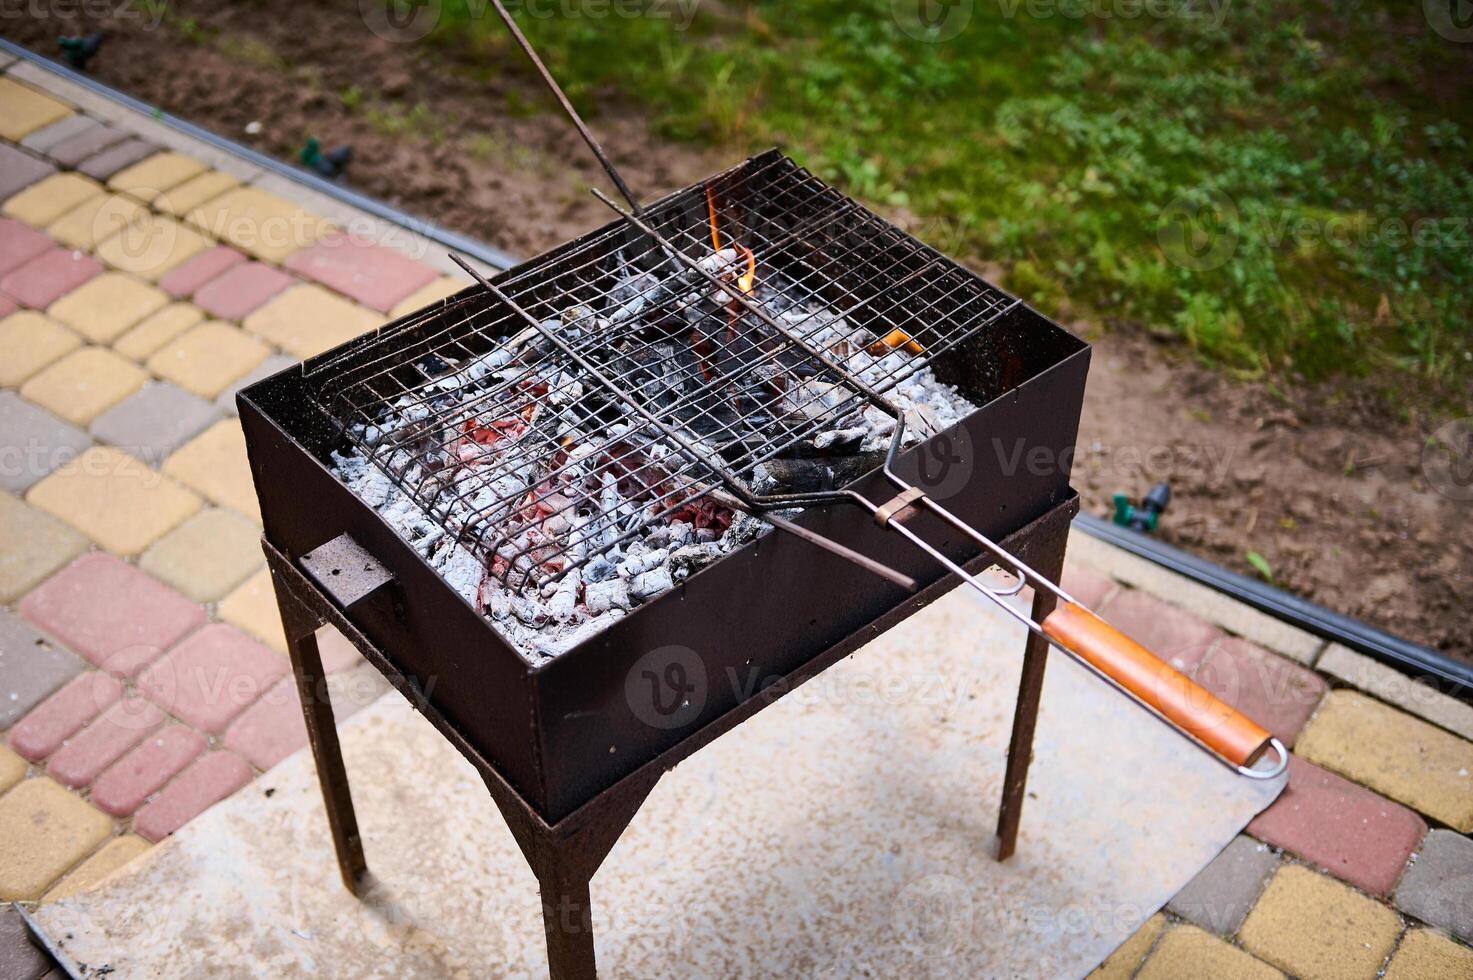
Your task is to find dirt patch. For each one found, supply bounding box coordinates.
[3,6,1468,662]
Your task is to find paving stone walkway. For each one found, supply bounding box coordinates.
[0,58,1470,979]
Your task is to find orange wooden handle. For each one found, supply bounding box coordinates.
[1041,601,1272,768]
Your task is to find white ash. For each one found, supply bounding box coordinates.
[330,259,978,664]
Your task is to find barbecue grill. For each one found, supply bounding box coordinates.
[240,6,1285,976]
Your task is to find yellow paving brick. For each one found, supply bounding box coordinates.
[155,170,239,217]
[0,311,82,386]
[219,566,286,653]
[1384,929,1473,980]
[147,320,269,398]
[140,507,263,602]
[389,275,464,319]
[1239,865,1401,980]
[46,272,170,343]
[3,172,102,227]
[42,834,151,903]
[0,77,73,140]
[244,283,381,359]
[94,212,211,281]
[1088,913,1166,980]
[1297,690,1473,830]
[0,777,112,900]
[19,346,148,425]
[1138,925,1283,980]
[107,151,208,204]
[163,418,260,521]
[0,745,26,794]
[187,185,332,262]
[0,492,88,603]
[27,445,201,556]
[46,192,148,250]
[113,303,204,361]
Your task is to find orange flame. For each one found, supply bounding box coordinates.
[706,186,757,295]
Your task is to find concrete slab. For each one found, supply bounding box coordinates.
[35,589,1283,978]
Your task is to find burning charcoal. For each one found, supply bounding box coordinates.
[585,577,631,614]
[584,556,618,583]
[669,542,724,581]
[619,547,669,579]
[814,427,868,453]
[606,272,659,325]
[631,564,674,602]
[722,511,765,547]
[511,594,549,628]
[694,528,719,544]
[547,570,581,621]
[666,520,694,548]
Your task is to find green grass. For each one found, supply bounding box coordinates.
[433,0,1473,389]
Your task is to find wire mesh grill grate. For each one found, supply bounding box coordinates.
[304,153,1018,589]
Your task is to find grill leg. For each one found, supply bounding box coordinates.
[537,863,597,980]
[995,531,1068,861]
[278,593,368,894]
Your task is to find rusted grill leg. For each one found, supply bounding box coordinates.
[537,862,598,980]
[995,530,1068,861]
[272,567,369,894]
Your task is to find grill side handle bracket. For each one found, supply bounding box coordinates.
[300,534,401,621]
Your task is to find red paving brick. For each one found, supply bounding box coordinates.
[0,217,53,275]
[20,553,206,679]
[1171,637,1327,746]
[136,623,286,733]
[6,670,121,762]
[1099,587,1223,666]
[157,244,247,299]
[90,723,207,816]
[1248,754,1427,896]
[1060,564,1115,609]
[134,750,252,841]
[0,246,102,309]
[283,233,438,312]
[222,678,307,771]
[190,260,293,320]
[45,695,164,788]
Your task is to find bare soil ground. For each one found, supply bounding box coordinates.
[5,5,1468,661]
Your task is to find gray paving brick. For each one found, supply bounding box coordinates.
[20,113,97,154]
[0,143,57,201]
[216,353,298,415]
[89,380,221,463]
[1166,835,1280,936]
[0,391,92,493]
[0,608,86,730]
[76,137,158,181]
[47,121,128,168]
[1394,829,1473,943]
[0,905,53,980]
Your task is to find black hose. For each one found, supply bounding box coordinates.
[1077,513,1473,704]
